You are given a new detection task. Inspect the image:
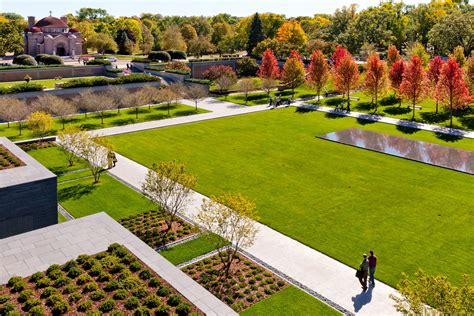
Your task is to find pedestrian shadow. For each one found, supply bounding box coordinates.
[351,286,373,312]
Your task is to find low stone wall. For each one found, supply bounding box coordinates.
[8,81,162,101]
[0,65,106,82]
[146,70,189,83]
[189,60,238,79]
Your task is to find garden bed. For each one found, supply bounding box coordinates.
[0,243,202,315]
[18,140,56,152]
[182,253,287,312]
[119,210,198,248]
[0,145,24,170]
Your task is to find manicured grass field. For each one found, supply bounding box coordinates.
[0,103,208,141]
[310,92,474,131]
[0,76,105,89]
[57,173,155,220]
[160,235,224,265]
[26,146,88,177]
[107,107,474,286]
[58,212,67,223]
[217,84,319,106]
[241,286,340,315]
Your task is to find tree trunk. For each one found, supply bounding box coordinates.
[412,100,416,120]
[62,118,65,130]
[168,103,170,116]
[101,114,104,125]
[435,100,438,114]
[135,107,138,119]
[195,101,198,111]
[18,123,22,136]
[347,89,351,112]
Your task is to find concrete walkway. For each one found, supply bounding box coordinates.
[108,153,400,315]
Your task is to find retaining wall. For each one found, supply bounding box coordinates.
[0,66,106,82]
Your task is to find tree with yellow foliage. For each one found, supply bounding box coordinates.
[276,21,308,47]
[27,111,53,140]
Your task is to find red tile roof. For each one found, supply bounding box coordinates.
[34,16,67,28]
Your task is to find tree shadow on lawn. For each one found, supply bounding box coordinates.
[354,101,376,112]
[144,113,167,121]
[294,107,314,114]
[396,124,420,134]
[324,97,344,106]
[111,118,136,126]
[458,116,474,130]
[79,123,101,131]
[384,106,412,116]
[49,166,69,176]
[356,117,377,125]
[434,132,463,142]
[174,110,199,117]
[379,95,399,106]
[419,111,449,124]
[58,183,97,202]
[325,112,345,119]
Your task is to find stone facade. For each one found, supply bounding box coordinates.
[24,15,83,57]
[0,138,57,239]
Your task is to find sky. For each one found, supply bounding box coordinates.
[1,0,432,18]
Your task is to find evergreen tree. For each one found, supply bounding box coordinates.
[116,30,133,55]
[247,13,264,56]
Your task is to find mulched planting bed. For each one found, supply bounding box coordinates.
[182,253,288,312]
[18,141,56,152]
[0,145,24,170]
[0,243,202,316]
[119,210,198,248]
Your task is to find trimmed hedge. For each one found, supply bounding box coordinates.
[184,78,210,85]
[145,66,190,75]
[132,58,152,63]
[12,54,37,66]
[0,82,44,94]
[148,51,171,62]
[60,74,160,89]
[87,59,112,66]
[0,65,99,71]
[105,68,124,74]
[35,54,64,65]
[166,50,187,60]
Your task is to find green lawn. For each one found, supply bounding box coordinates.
[26,146,88,176]
[107,108,474,287]
[160,235,225,265]
[242,286,340,315]
[217,84,320,106]
[58,213,67,223]
[311,92,474,131]
[1,103,209,141]
[0,76,105,89]
[57,173,155,220]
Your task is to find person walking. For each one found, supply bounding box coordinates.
[368,250,377,287]
[358,254,369,291]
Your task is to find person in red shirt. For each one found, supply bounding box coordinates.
[368,250,377,287]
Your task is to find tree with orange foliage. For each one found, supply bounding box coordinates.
[400,56,429,120]
[387,45,401,67]
[436,58,472,128]
[389,59,405,107]
[364,53,387,113]
[332,46,349,67]
[427,56,444,114]
[306,50,329,101]
[333,53,359,112]
[281,50,306,96]
[276,21,308,47]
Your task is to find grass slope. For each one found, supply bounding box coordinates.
[57,173,154,220]
[241,286,340,315]
[0,103,208,141]
[0,76,105,89]
[160,235,224,265]
[108,108,474,286]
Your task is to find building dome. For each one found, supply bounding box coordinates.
[34,16,67,28]
[69,28,79,33]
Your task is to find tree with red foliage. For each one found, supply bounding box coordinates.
[387,45,401,67]
[364,53,387,113]
[333,53,359,112]
[257,48,279,79]
[389,59,405,107]
[281,50,306,96]
[203,65,236,81]
[436,58,472,128]
[400,56,428,120]
[427,56,444,114]
[306,49,329,101]
[332,45,349,67]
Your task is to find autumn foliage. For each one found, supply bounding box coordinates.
[387,45,401,67]
[400,56,428,120]
[333,53,359,111]
[364,53,387,112]
[332,45,349,67]
[436,58,472,127]
[257,48,280,79]
[427,56,444,113]
[306,49,329,101]
[281,50,306,95]
[389,59,405,107]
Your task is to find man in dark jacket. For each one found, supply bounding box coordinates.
[358,254,369,291]
[368,250,377,287]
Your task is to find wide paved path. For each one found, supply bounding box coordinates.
[108,152,400,315]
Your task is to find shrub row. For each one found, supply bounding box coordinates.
[34,54,64,65]
[86,59,112,66]
[184,78,211,85]
[132,57,153,63]
[60,74,160,89]
[0,82,44,94]
[188,57,242,63]
[148,50,187,62]
[105,68,124,74]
